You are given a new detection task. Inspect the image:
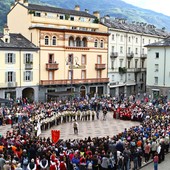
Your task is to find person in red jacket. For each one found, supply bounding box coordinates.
[59,156,67,170]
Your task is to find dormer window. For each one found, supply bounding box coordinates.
[60,15,64,20]
[34,12,41,17]
[5,38,8,43]
[70,16,74,21]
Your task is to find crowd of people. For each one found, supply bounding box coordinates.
[0,94,169,170]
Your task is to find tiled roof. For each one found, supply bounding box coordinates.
[101,17,170,37]
[0,33,39,50]
[26,3,96,18]
[145,37,170,47]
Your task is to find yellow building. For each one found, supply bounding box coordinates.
[0,25,39,101]
[8,0,109,101]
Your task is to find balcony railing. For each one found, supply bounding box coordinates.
[40,78,109,86]
[127,53,134,58]
[25,63,33,70]
[95,64,106,70]
[46,63,59,70]
[110,52,118,58]
[7,82,17,87]
[141,54,147,59]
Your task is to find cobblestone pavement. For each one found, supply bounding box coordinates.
[40,111,140,140]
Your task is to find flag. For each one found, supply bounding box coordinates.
[51,130,60,143]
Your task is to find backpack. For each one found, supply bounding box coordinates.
[87,161,93,169]
[23,157,28,165]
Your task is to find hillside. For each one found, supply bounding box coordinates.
[0,0,170,32]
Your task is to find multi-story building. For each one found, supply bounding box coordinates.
[0,25,39,101]
[145,37,170,99]
[101,16,169,97]
[8,0,109,101]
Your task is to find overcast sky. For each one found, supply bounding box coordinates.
[122,0,170,16]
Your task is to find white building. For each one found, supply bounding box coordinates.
[145,37,170,99]
[100,16,169,97]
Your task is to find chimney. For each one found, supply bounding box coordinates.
[3,25,10,43]
[75,5,80,11]
[85,9,89,13]
[93,11,100,19]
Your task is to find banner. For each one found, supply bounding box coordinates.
[51,130,60,143]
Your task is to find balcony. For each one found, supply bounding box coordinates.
[95,64,106,70]
[110,52,118,58]
[40,78,109,86]
[46,63,59,71]
[25,63,33,70]
[141,54,147,59]
[127,53,134,59]
[7,82,17,87]
[134,68,141,72]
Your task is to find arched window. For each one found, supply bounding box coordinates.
[68,36,74,46]
[76,37,81,47]
[94,39,98,48]
[52,36,56,45]
[45,36,49,45]
[100,40,104,48]
[82,37,87,47]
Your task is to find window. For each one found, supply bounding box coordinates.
[112,46,114,52]
[24,53,33,64]
[68,70,73,79]
[112,75,114,81]
[112,34,114,41]
[154,77,158,85]
[142,48,144,54]
[97,71,101,78]
[82,37,87,47]
[120,59,123,67]
[5,53,15,64]
[24,71,33,81]
[68,54,73,64]
[100,40,104,48]
[94,39,98,48]
[34,12,41,17]
[45,36,49,45]
[120,35,123,42]
[128,36,131,42]
[52,36,56,45]
[6,71,15,82]
[5,38,8,43]
[76,37,81,47]
[135,48,138,54]
[143,38,145,44]
[128,47,131,54]
[97,55,101,64]
[60,15,64,19]
[48,54,54,63]
[111,59,114,69]
[136,38,138,43]
[156,52,159,58]
[81,70,86,79]
[81,55,86,65]
[135,59,138,68]
[141,60,144,68]
[70,16,74,21]
[80,17,85,22]
[155,64,159,72]
[128,60,131,69]
[149,39,151,44]
[69,36,74,46]
[120,46,123,53]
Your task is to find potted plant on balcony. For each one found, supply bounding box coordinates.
[119,67,126,74]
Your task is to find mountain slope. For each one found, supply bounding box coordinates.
[0,0,170,31]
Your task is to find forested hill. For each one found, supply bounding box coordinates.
[1,0,170,31]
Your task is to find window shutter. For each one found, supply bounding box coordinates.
[13,53,16,64]
[30,71,33,81]
[5,53,8,64]
[23,71,26,81]
[13,72,16,82]
[30,54,33,63]
[5,72,8,82]
[24,54,26,64]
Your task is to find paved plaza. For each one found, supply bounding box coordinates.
[40,112,140,140]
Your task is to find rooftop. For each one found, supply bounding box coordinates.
[0,33,39,50]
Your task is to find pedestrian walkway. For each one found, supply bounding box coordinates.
[40,111,140,140]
